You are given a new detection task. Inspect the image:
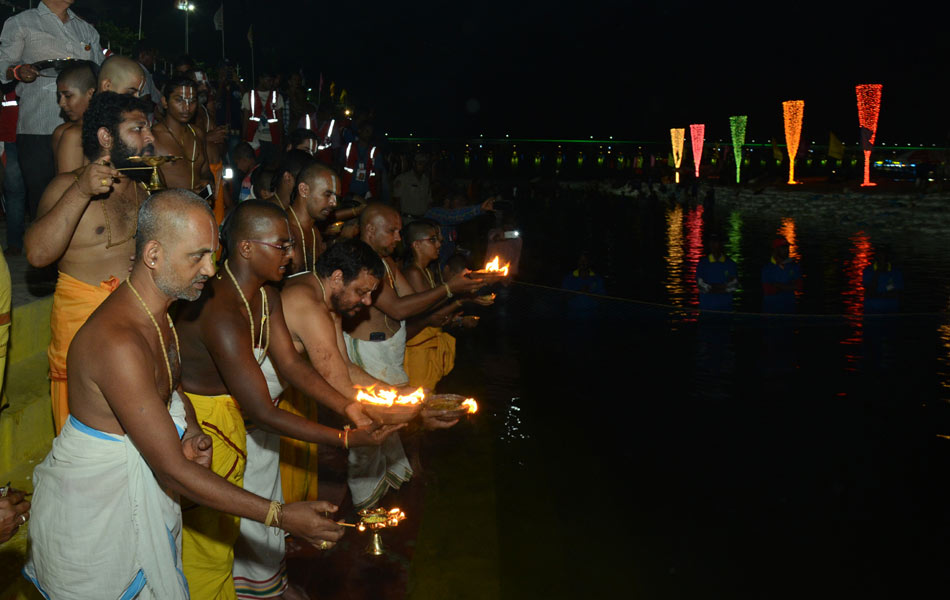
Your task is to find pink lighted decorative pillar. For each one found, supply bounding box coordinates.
[671,128,685,183]
[855,84,882,187]
[690,124,705,178]
[782,100,804,184]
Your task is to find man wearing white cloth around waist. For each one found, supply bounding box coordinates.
[341,204,483,508]
[173,200,402,600]
[24,190,343,599]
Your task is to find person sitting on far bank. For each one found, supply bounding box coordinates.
[696,233,738,312]
[561,251,606,314]
[761,237,802,314]
[863,245,904,314]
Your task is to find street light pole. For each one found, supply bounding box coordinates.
[178,2,196,55]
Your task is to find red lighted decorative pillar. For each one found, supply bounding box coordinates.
[782,100,804,184]
[690,124,705,179]
[855,84,882,187]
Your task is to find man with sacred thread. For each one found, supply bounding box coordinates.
[152,75,212,194]
[24,190,345,599]
[173,200,402,599]
[25,92,153,434]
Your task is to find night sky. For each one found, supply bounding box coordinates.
[77,0,950,145]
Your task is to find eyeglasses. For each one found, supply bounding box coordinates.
[247,239,296,254]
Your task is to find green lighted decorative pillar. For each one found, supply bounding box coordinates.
[729,116,747,184]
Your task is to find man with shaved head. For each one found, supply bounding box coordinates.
[268,148,316,211]
[98,54,145,96]
[26,92,155,433]
[24,190,344,599]
[0,0,104,218]
[285,162,340,273]
[56,55,146,174]
[51,60,96,172]
[334,203,482,508]
[175,200,399,599]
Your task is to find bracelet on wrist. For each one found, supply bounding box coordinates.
[264,500,283,528]
[12,64,22,81]
[444,282,453,298]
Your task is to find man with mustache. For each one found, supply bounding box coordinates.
[55,54,146,174]
[24,190,345,599]
[25,92,156,433]
[174,201,400,599]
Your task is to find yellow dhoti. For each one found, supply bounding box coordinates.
[48,272,120,434]
[404,326,456,391]
[181,392,247,600]
[0,253,10,394]
[278,387,319,503]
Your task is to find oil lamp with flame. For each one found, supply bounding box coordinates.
[471,256,510,279]
[337,507,408,555]
[355,385,425,424]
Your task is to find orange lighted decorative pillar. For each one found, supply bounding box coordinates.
[783,100,804,184]
[855,84,882,187]
[690,124,705,179]
[671,128,685,183]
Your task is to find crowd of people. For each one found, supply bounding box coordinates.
[0,2,513,599]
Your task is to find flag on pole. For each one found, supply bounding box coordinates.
[771,138,783,161]
[339,89,347,105]
[329,81,335,99]
[828,132,844,159]
[213,4,224,31]
[247,25,254,46]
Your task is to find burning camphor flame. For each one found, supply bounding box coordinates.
[483,256,510,276]
[461,398,478,414]
[355,385,425,407]
[357,507,407,531]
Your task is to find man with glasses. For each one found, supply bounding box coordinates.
[173,200,401,600]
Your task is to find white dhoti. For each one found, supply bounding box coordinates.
[343,324,413,509]
[24,395,190,600]
[233,355,288,599]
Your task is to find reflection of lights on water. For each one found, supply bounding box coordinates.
[726,211,743,298]
[502,399,529,443]
[777,217,800,261]
[684,206,704,309]
[664,206,684,307]
[937,317,950,393]
[841,231,871,370]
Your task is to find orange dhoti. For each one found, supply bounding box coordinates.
[404,326,456,391]
[48,272,120,434]
[278,387,319,503]
[209,161,228,226]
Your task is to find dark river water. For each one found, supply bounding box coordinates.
[432,184,950,599]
